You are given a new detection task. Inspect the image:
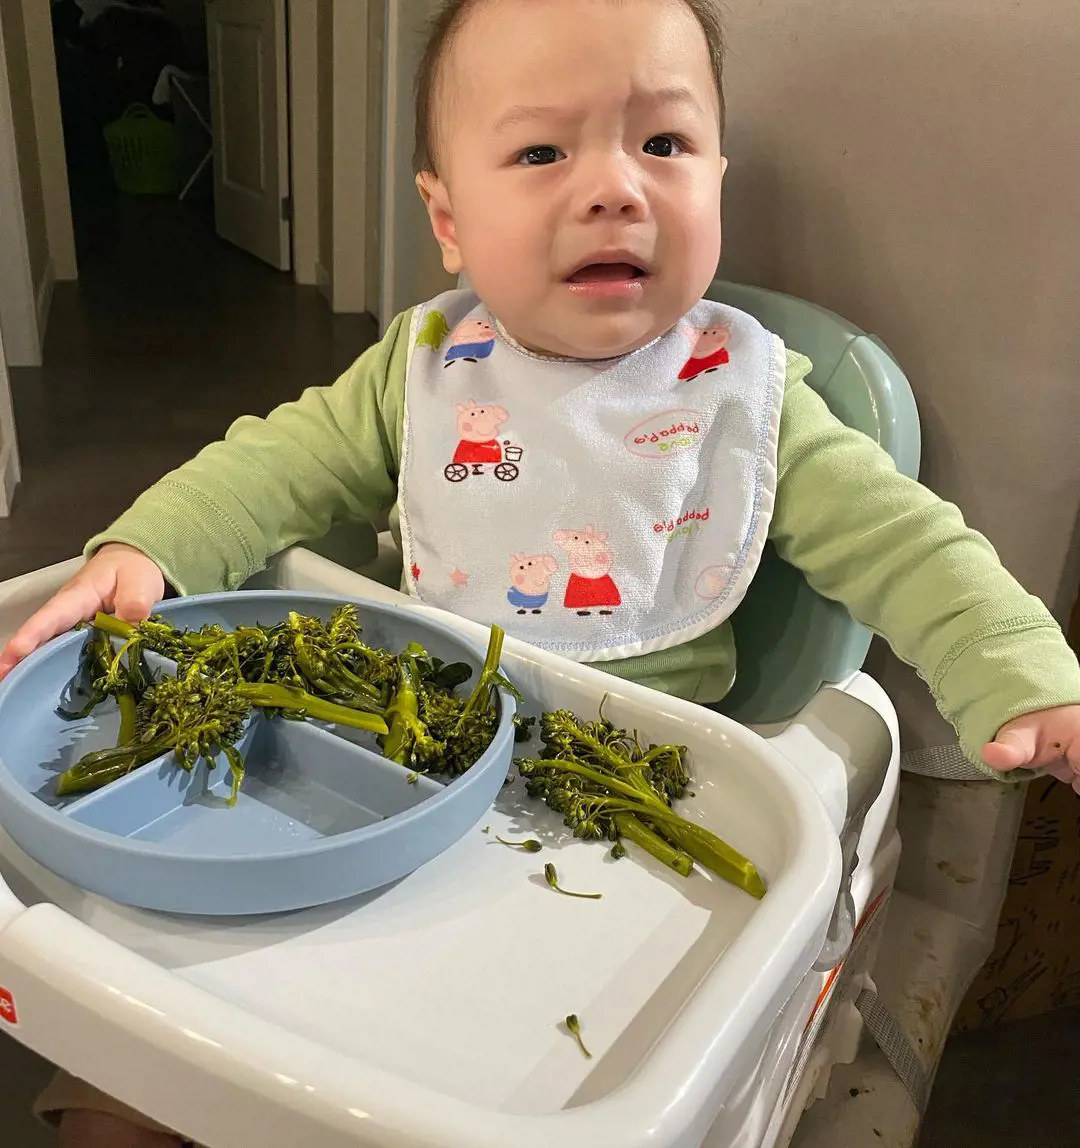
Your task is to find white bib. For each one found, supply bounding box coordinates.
[398,290,786,662]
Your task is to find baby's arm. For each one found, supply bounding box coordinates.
[87,308,412,596]
[771,354,1080,782]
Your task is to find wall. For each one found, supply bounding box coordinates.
[0,0,49,366]
[378,0,454,325]
[315,0,381,314]
[20,0,76,284]
[719,0,1080,755]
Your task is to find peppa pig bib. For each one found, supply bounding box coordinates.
[397,288,787,662]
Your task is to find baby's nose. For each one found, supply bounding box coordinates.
[576,154,648,220]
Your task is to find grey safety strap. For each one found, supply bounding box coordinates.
[855,985,931,1113]
[900,741,990,782]
[782,891,931,1117]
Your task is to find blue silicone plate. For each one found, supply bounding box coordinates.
[0,592,517,915]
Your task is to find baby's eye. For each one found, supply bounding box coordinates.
[517,145,562,166]
[643,135,684,158]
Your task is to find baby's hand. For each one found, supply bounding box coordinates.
[0,544,165,682]
[982,705,1080,794]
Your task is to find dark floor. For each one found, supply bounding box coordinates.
[2,179,1077,1148]
[0,188,376,582]
[919,1005,1080,1147]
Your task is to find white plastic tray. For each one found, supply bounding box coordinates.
[0,550,842,1148]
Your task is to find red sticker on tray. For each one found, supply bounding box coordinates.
[0,986,17,1025]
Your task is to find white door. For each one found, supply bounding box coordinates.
[206,0,291,271]
[0,325,22,517]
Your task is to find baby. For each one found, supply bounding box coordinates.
[4,0,1079,1143]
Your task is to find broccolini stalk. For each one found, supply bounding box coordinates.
[383,655,437,766]
[235,682,389,735]
[612,812,692,877]
[459,625,523,723]
[117,690,138,745]
[56,737,174,796]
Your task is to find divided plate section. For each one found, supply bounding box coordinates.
[0,590,518,913]
[63,720,443,854]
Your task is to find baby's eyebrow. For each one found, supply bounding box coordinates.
[642,84,706,115]
[491,104,574,134]
[490,85,706,134]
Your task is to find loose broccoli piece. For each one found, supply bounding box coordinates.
[495,835,543,852]
[564,1014,592,1058]
[517,708,766,899]
[544,862,602,900]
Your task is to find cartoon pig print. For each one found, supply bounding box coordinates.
[450,401,510,474]
[554,526,622,615]
[507,553,558,614]
[678,323,731,381]
[444,318,496,366]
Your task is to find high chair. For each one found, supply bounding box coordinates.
[0,281,1013,1148]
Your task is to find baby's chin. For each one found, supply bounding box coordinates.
[509,314,675,362]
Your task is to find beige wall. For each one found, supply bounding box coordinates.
[720,0,1080,750]
[0,0,48,306]
[315,0,381,315]
[20,0,76,283]
[317,0,334,290]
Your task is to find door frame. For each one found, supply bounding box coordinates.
[0,2,42,370]
[0,321,22,517]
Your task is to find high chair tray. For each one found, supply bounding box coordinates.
[0,551,843,1148]
[0,592,517,915]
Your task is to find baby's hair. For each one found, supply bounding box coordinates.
[413,0,726,176]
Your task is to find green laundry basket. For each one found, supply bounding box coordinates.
[103,104,180,196]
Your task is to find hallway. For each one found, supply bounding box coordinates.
[0,192,375,581]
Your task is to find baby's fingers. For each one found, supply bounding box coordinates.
[981,724,1039,770]
[0,579,109,681]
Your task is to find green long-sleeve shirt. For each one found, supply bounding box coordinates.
[87,309,1080,778]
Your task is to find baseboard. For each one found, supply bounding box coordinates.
[0,435,20,517]
[35,259,55,348]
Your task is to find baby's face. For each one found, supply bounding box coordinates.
[418,0,726,360]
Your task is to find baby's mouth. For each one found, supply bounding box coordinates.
[566,262,649,284]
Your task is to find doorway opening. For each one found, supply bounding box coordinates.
[53,0,292,309]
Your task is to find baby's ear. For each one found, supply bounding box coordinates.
[415,171,462,275]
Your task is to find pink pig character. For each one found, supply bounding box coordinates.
[444,318,496,366]
[452,401,509,472]
[553,525,622,615]
[507,552,558,614]
[678,323,731,381]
